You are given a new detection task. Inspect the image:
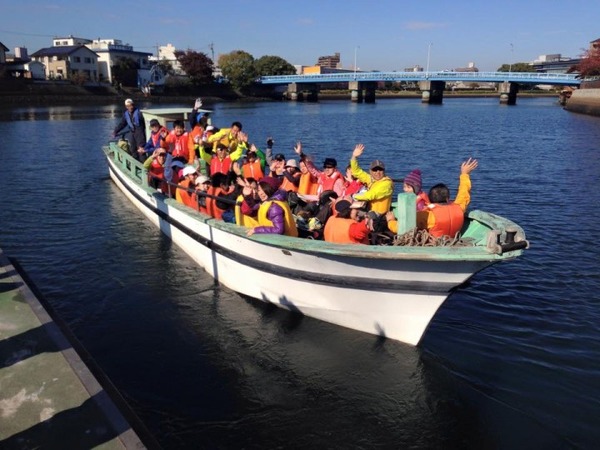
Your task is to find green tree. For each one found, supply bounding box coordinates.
[219,50,257,90]
[174,50,214,84]
[497,62,533,72]
[156,58,175,76]
[255,55,296,76]
[111,57,139,87]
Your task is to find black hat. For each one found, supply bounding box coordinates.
[149,119,160,127]
[323,157,337,168]
[273,153,285,161]
[334,199,352,215]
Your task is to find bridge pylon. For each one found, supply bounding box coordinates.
[499,81,519,105]
[419,80,445,104]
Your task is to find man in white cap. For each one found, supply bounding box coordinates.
[113,98,147,161]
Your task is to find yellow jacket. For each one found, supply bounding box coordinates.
[350,159,394,214]
[207,127,248,154]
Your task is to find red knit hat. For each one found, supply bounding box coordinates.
[403,169,422,193]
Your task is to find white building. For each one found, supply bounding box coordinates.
[30,45,99,81]
[85,39,152,83]
[149,43,183,75]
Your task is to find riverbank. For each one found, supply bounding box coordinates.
[0,79,558,107]
[564,80,600,116]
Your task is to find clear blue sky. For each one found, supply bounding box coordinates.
[2,0,598,71]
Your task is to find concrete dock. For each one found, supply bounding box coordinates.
[0,248,154,449]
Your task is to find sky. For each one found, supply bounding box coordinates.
[1,0,599,72]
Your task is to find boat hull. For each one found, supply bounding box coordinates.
[105,148,517,346]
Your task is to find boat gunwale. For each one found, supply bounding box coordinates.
[104,143,525,263]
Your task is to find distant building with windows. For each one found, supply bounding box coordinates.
[148,43,183,75]
[0,41,9,63]
[531,54,579,74]
[86,38,152,83]
[455,62,479,72]
[317,52,341,69]
[30,45,99,81]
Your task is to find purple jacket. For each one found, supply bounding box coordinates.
[254,190,289,235]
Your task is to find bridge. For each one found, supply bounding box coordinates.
[259,71,581,104]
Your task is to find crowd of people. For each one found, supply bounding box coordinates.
[114,98,478,245]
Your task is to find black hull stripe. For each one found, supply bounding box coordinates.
[109,162,461,294]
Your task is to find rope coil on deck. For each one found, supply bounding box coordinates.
[390,228,476,247]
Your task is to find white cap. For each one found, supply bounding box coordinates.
[195,175,210,185]
[205,125,215,132]
[124,98,134,106]
[182,165,197,177]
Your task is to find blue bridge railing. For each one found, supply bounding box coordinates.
[260,71,581,86]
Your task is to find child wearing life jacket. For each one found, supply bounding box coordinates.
[402,169,429,211]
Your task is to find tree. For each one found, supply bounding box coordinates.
[219,50,257,90]
[111,57,139,87]
[569,47,600,78]
[174,50,214,84]
[497,62,533,72]
[255,55,296,77]
[156,58,175,76]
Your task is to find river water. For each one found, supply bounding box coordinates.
[1,97,599,448]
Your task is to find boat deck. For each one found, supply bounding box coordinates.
[0,247,152,449]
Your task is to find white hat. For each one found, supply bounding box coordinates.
[182,165,197,177]
[205,125,215,132]
[195,175,210,185]
[285,159,298,168]
[124,98,134,106]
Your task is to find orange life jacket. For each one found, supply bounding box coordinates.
[164,131,189,162]
[298,172,319,195]
[242,160,264,180]
[193,190,209,215]
[206,186,224,219]
[175,179,197,209]
[280,172,301,193]
[427,203,465,238]
[324,216,355,244]
[210,157,232,176]
[188,125,204,162]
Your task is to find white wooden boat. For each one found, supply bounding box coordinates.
[103,108,528,346]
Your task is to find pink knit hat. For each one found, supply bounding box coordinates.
[403,169,422,193]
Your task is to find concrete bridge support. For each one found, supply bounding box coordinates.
[286,83,319,102]
[419,80,445,104]
[349,81,377,103]
[499,81,519,105]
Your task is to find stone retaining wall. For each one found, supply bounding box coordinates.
[564,88,600,117]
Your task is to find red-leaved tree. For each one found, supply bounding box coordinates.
[569,45,600,77]
[174,50,214,85]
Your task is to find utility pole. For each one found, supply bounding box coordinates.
[426,42,432,78]
[209,42,215,62]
